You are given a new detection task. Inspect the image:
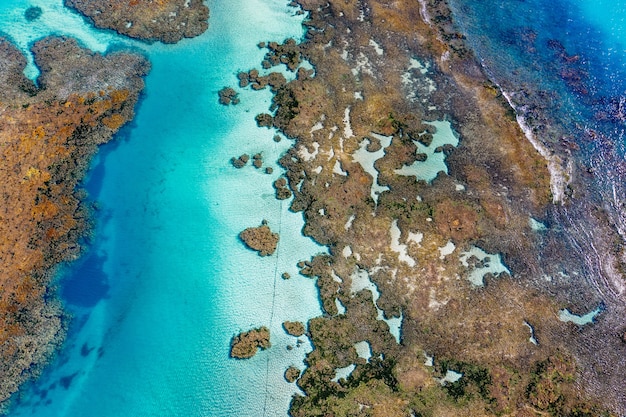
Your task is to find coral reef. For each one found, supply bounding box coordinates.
[64,0,209,43]
[230,326,271,359]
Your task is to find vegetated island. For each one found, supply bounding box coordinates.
[0,36,149,408]
[64,0,209,43]
[235,0,625,415]
[230,326,271,359]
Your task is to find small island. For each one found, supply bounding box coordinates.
[230,326,271,359]
[283,321,306,337]
[239,222,279,256]
[284,366,301,383]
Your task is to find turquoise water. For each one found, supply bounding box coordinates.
[2,1,326,416]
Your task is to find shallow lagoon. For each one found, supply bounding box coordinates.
[4,1,326,416]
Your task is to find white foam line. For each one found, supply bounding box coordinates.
[501,90,572,204]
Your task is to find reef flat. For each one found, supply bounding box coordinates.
[228,0,625,415]
[64,0,209,43]
[0,36,149,408]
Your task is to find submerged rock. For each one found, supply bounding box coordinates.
[230,326,271,359]
[230,154,249,168]
[24,6,42,21]
[218,87,239,105]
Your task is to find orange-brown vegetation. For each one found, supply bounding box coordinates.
[0,36,148,408]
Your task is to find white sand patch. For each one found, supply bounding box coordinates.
[342,245,353,258]
[455,184,466,191]
[394,120,459,183]
[344,214,356,230]
[501,91,572,204]
[417,0,432,25]
[354,91,363,100]
[459,246,510,286]
[385,313,403,343]
[523,321,538,345]
[310,121,324,134]
[369,39,384,55]
[407,231,423,245]
[351,52,374,77]
[559,307,601,326]
[529,217,547,231]
[438,241,456,259]
[428,288,448,310]
[439,370,463,385]
[390,220,416,267]
[331,271,343,283]
[335,298,347,315]
[355,341,372,361]
[343,107,354,138]
[352,134,392,204]
[298,142,319,162]
[312,166,323,174]
[351,267,402,343]
[424,354,434,367]
[408,58,430,74]
[332,364,356,382]
[333,160,348,176]
[402,58,436,102]
[318,208,325,216]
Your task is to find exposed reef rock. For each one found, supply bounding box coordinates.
[230,326,271,359]
[239,222,279,256]
[283,321,306,337]
[0,36,149,408]
[64,0,209,44]
[238,0,620,415]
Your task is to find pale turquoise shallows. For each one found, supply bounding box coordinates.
[2,1,325,416]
